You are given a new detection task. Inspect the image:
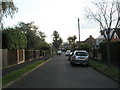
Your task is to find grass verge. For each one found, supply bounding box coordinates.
[89,60,120,81]
[2,60,47,87]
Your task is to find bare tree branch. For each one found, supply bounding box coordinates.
[85,0,119,41]
[110,0,120,40]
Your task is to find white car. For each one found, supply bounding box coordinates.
[70,50,89,66]
[65,50,71,56]
[57,50,62,55]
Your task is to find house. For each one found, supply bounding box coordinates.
[95,35,105,45]
[95,28,120,45]
[111,28,120,41]
[76,35,95,47]
[84,35,96,45]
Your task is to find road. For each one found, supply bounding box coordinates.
[8,54,119,88]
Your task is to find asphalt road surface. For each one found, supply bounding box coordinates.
[7,54,119,88]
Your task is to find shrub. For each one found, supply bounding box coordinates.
[2,27,27,49]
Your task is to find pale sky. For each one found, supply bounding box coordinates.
[3,0,100,43]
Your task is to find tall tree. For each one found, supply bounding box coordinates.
[38,31,46,41]
[17,22,38,49]
[52,30,63,50]
[85,0,120,66]
[17,22,49,50]
[18,22,38,33]
[67,35,77,44]
[67,35,77,50]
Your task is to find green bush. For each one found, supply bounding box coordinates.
[2,27,27,49]
[2,22,51,51]
[80,44,90,52]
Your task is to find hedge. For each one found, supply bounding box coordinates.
[99,41,120,67]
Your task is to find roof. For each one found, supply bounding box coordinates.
[96,35,105,39]
[84,35,95,42]
[76,35,95,44]
[96,28,120,41]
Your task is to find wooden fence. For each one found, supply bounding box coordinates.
[89,48,102,60]
[2,49,46,67]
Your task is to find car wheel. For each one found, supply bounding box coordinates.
[71,62,75,66]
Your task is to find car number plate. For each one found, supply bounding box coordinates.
[79,57,84,60]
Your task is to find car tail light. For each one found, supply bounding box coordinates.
[72,55,76,60]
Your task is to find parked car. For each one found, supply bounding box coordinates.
[57,50,62,55]
[70,50,89,67]
[65,50,71,56]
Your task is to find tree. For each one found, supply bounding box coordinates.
[67,35,77,44]
[38,31,46,41]
[17,22,38,49]
[52,30,63,50]
[25,29,38,49]
[80,44,90,52]
[17,22,49,50]
[67,37,72,45]
[85,0,120,66]
[40,41,50,51]
[0,0,18,28]
[2,27,27,49]
[18,22,38,33]
[67,35,77,50]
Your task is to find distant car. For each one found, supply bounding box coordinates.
[70,50,89,67]
[65,50,71,56]
[57,50,62,55]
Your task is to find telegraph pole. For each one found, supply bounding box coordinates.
[78,18,80,49]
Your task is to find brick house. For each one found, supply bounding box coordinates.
[76,35,95,47]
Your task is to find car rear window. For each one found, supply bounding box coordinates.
[66,50,71,53]
[75,52,88,56]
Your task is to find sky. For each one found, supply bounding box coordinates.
[3,0,101,43]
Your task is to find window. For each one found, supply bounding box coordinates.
[75,52,88,56]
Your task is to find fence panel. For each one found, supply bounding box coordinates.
[33,50,40,59]
[89,52,94,59]
[100,41,120,66]
[2,49,8,67]
[17,49,25,64]
[25,50,33,61]
[2,49,48,67]
[7,50,17,66]
[97,53,102,60]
